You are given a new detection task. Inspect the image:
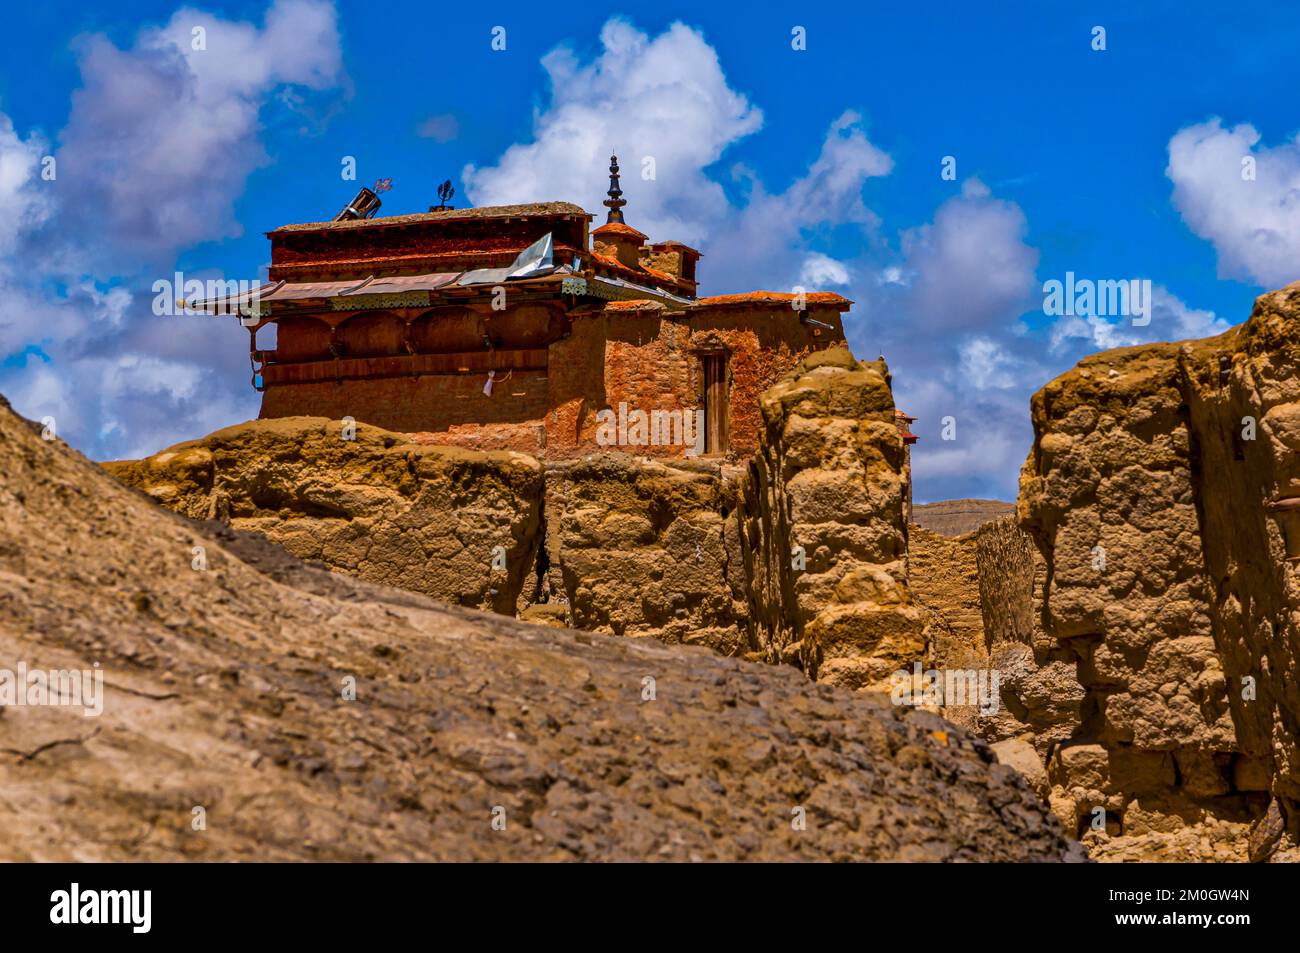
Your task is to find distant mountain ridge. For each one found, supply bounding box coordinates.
[912,499,1014,537]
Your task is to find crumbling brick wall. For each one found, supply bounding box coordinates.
[263,373,551,451]
[258,299,842,462]
[1009,294,1300,858]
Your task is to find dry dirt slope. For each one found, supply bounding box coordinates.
[0,396,1083,861]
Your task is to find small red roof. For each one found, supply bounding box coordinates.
[587,251,677,285]
[604,299,666,312]
[592,221,648,242]
[695,291,852,309]
[649,240,701,256]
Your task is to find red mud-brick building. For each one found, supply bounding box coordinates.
[206,159,852,460]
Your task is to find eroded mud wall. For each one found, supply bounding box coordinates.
[1014,284,1300,859]
[108,345,926,685]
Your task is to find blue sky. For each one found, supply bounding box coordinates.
[1,0,1296,500]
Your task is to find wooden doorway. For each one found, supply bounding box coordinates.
[700,353,729,454]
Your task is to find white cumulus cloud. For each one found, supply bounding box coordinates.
[799,252,851,288]
[0,117,53,254]
[463,20,892,295]
[843,180,1044,501]
[0,0,345,459]
[1048,285,1229,353]
[897,178,1039,336]
[705,110,892,292]
[463,18,763,247]
[1168,118,1300,288]
[54,0,342,271]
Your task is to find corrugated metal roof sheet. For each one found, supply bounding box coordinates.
[187,273,462,311]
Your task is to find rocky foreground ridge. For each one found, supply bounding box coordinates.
[0,392,1081,861]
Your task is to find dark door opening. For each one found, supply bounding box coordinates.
[701,353,729,454]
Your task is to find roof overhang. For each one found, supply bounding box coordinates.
[561,275,695,309]
[184,272,463,316]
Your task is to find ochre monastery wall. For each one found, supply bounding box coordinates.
[259,297,844,460]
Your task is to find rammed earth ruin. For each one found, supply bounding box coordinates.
[128,157,1300,863]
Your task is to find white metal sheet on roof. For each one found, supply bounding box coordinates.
[333,273,463,296]
[456,232,555,286]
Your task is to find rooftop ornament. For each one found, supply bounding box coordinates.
[603,154,626,224]
[333,178,393,222]
[431,179,456,212]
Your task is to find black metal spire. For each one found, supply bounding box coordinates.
[603,154,626,224]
